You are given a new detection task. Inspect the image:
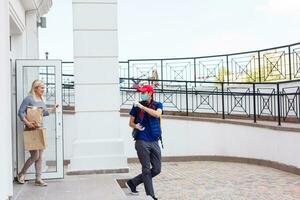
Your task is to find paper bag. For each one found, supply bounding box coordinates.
[26,106,43,127]
[23,128,47,150]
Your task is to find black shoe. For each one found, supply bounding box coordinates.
[125,180,139,195]
[147,195,158,200]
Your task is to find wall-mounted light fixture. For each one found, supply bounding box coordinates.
[37,17,47,28]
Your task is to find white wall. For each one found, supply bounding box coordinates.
[120,116,300,168]
[63,113,300,169]
[63,113,77,160]
[0,0,13,199]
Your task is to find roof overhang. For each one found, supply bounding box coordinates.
[21,0,52,16]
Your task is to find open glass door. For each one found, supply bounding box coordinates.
[16,59,63,179]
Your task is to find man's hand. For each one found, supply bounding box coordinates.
[135,123,145,131]
[133,101,144,109]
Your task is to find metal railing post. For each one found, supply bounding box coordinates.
[127,61,130,88]
[221,82,225,119]
[288,46,292,80]
[226,55,229,83]
[186,81,189,116]
[258,51,262,83]
[194,58,196,87]
[277,83,281,126]
[253,83,256,123]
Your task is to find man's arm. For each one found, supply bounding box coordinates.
[129,116,136,129]
[129,116,144,130]
[134,102,162,118]
[142,106,162,118]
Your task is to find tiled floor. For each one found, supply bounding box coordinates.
[126,161,300,200]
[13,161,300,200]
[13,174,129,200]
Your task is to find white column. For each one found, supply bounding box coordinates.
[0,0,13,199]
[69,0,128,172]
[23,11,39,101]
[25,10,39,58]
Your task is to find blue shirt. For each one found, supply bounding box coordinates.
[18,95,49,123]
[129,101,163,142]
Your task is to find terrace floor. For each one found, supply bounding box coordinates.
[13,161,300,200]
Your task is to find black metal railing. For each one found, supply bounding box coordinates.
[39,62,75,108]
[61,61,75,107]
[54,68,300,125]
[59,42,300,123]
[120,78,300,125]
[40,72,75,108]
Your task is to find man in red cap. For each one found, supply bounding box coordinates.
[126,84,163,200]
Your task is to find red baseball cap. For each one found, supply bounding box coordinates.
[137,85,155,93]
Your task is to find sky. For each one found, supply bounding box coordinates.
[39,0,300,61]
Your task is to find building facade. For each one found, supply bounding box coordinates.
[0,0,52,199]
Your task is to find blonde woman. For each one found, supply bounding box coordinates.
[17,80,58,186]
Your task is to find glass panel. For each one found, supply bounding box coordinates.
[22,66,58,173]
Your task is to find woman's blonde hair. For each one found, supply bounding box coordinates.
[29,79,45,101]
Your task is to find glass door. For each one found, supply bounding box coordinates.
[16,59,63,179]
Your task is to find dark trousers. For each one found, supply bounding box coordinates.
[130,140,161,197]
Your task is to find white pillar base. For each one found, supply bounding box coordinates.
[68,139,128,172]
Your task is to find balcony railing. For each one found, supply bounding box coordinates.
[56,43,300,124]
[57,73,300,125]
[120,78,300,125]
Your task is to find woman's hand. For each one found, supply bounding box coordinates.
[49,104,59,113]
[23,118,36,129]
[53,103,59,110]
[25,121,36,129]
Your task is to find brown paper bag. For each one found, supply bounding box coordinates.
[26,106,43,127]
[23,128,47,150]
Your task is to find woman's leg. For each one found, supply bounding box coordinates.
[34,150,47,186]
[35,150,43,180]
[20,150,39,175]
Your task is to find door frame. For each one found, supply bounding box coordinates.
[15,59,64,179]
